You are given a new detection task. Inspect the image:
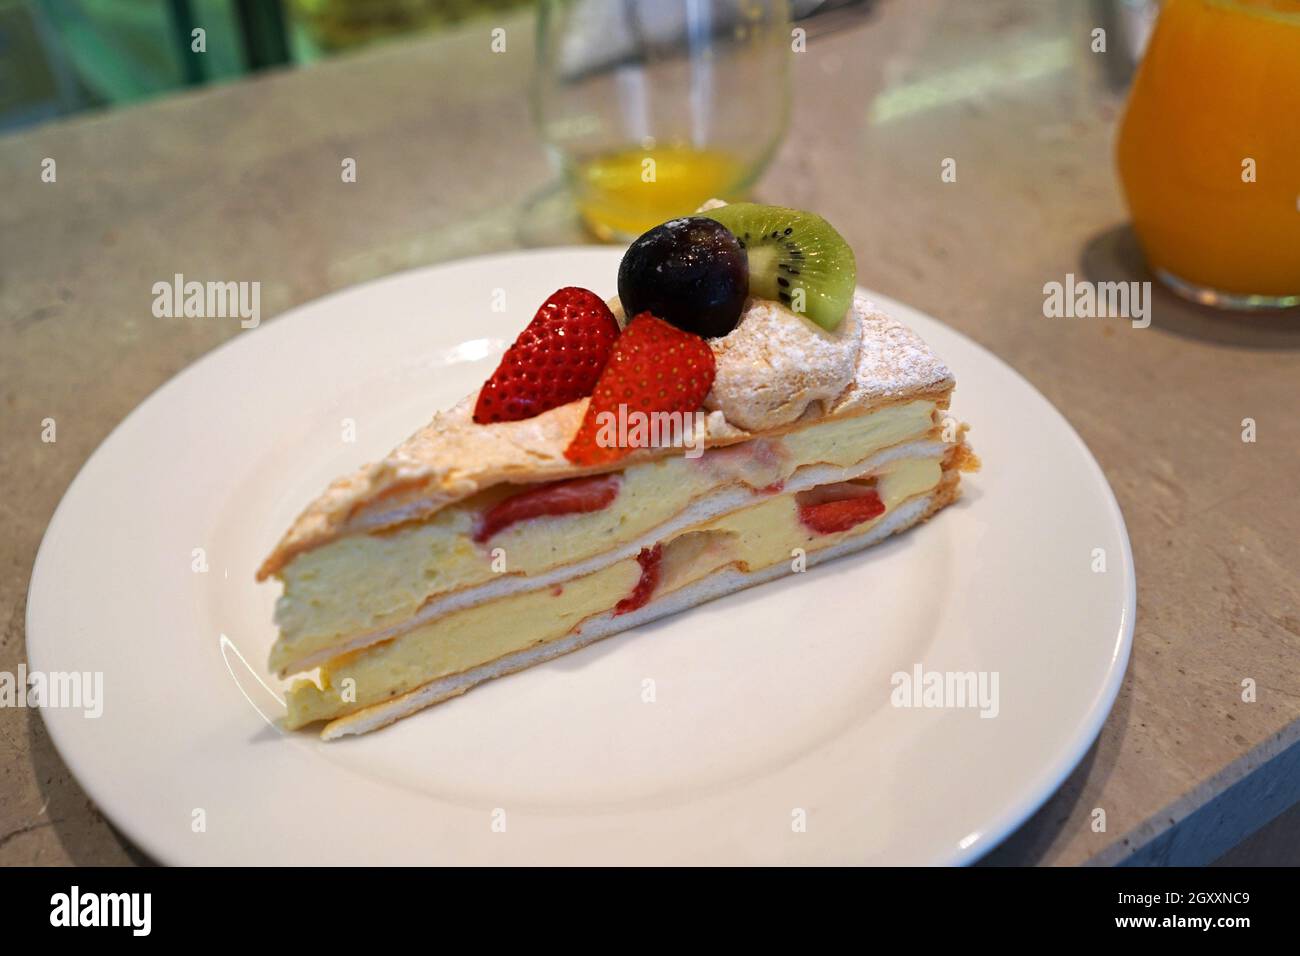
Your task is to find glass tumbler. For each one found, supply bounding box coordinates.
[535,0,792,241]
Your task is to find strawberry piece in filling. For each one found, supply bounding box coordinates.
[615,544,663,616]
[474,474,620,543]
[796,481,886,535]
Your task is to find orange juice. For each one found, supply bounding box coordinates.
[571,145,752,240]
[1117,0,1300,304]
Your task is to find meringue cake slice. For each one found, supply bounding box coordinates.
[258,294,976,738]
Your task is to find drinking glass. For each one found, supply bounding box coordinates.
[534,0,792,241]
[1117,0,1300,309]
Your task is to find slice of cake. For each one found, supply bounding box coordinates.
[258,203,977,738]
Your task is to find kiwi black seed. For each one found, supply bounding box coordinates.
[701,203,857,330]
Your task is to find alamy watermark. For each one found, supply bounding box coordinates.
[1043,273,1151,329]
[0,665,103,718]
[594,404,706,459]
[891,663,999,719]
[50,886,150,935]
[152,273,260,329]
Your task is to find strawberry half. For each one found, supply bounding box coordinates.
[473,287,620,424]
[564,313,716,467]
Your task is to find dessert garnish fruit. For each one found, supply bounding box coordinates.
[472,286,619,424]
[701,203,857,331]
[564,313,717,466]
[258,201,977,738]
[617,216,749,338]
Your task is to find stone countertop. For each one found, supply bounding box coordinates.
[2,0,1297,865]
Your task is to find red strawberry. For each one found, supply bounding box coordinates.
[797,483,885,535]
[473,287,620,424]
[473,474,621,543]
[564,313,716,466]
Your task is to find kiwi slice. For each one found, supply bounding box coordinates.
[701,203,857,330]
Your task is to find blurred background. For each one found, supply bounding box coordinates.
[2,0,872,131]
[3,0,1175,248]
[3,0,534,129]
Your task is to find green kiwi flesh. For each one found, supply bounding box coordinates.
[701,203,857,331]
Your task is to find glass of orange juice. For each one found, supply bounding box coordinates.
[534,0,791,241]
[1117,0,1300,309]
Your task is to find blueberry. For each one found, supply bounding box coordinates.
[617,217,749,339]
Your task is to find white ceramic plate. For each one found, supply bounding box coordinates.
[28,248,1133,865]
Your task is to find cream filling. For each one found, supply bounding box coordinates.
[319,492,947,741]
[284,455,942,729]
[271,399,939,675]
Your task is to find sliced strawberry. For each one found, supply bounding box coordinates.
[473,287,620,424]
[615,544,663,616]
[564,313,716,466]
[797,480,879,507]
[473,474,621,543]
[796,482,885,535]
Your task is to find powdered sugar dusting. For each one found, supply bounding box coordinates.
[832,293,953,413]
[705,299,861,430]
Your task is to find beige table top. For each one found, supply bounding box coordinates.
[2,1,1297,865]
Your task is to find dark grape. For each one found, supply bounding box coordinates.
[617,217,749,339]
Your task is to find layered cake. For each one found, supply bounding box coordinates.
[258,203,977,738]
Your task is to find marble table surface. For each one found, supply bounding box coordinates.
[2,0,1297,865]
